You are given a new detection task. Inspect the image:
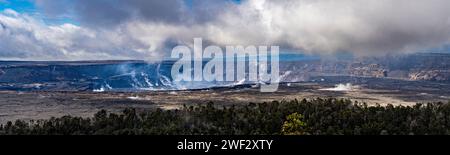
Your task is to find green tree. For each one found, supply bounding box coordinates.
[281,113,308,135]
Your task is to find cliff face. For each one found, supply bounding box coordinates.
[409,70,450,81]
[380,53,450,82]
[349,63,388,78]
[289,53,450,82]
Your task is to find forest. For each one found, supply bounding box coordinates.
[1,98,450,135]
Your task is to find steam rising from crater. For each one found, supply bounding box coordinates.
[320,83,356,91]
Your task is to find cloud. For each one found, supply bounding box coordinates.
[206,0,450,56]
[35,0,240,26]
[1,0,450,61]
[35,0,188,27]
[0,9,173,61]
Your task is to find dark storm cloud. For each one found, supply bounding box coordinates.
[35,0,240,27]
[189,0,238,23]
[35,0,186,26]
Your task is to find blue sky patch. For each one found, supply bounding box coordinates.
[0,0,36,13]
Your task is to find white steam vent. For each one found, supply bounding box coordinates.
[320,83,357,91]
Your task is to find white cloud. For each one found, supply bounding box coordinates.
[0,9,173,61]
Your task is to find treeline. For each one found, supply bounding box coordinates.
[1,98,450,135]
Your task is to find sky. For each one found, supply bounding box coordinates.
[1,0,450,61]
